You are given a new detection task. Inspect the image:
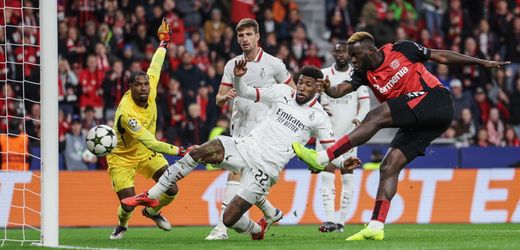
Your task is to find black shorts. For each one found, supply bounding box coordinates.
[387,87,453,162]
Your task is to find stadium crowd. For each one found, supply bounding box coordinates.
[1,0,520,171]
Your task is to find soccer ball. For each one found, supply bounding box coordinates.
[85,125,117,156]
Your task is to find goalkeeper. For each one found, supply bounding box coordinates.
[106,19,190,240]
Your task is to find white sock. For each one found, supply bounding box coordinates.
[317,151,330,166]
[148,153,197,199]
[338,173,353,225]
[231,215,261,234]
[320,171,336,222]
[256,195,276,219]
[367,220,384,231]
[216,181,241,231]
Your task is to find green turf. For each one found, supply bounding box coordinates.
[3,224,519,250]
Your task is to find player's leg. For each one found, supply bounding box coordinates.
[108,164,137,240]
[206,171,240,240]
[222,194,269,240]
[319,164,338,232]
[336,148,357,231]
[293,103,393,169]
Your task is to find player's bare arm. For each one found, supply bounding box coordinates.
[429,49,510,68]
[216,85,237,107]
[320,75,355,98]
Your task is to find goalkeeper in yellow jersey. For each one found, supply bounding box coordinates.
[107,19,190,240]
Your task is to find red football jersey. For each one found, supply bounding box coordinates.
[350,40,443,103]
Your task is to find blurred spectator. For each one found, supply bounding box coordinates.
[450,79,475,121]
[61,115,96,171]
[505,16,520,92]
[183,103,208,146]
[102,60,127,121]
[272,0,298,23]
[61,27,86,64]
[173,52,205,105]
[475,19,496,60]
[203,8,228,44]
[326,0,356,39]
[259,9,279,39]
[441,0,472,48]
[476,128,490,147]
[58,109,70,145]
[79,54,104,118]
[509,78,520,137]
[474,87,491,125]
[490,0,512,58]
[81,106,100,134]
[388,0,418,26]
[176,0,203,32]
[421,0,445,36]
[436,64,452,89]
[263,32,279,56]
[503,126,520,147]
[95,43,110,72]
[290,25,310,61]
[453,108,477,147]
[461,37,489,89]
[278,9,306,42]
[486,107,505,146]
[231,0,257,24]
[25,103,40,147]
[58,58,79,114]
[168,12,186,45]
[163,78,186,145]
[301,43,323,68]
[0,119,29,171]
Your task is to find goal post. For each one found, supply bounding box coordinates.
[40,0,58,247]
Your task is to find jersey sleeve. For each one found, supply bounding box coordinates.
[356,86,370,121]
[349,71,369,90]
[272,58,292,84]
[147,47,166,100]
[392,40,431,63]
[119,114,179,155]
[220,60,235,87]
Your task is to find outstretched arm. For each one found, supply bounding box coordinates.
[232,59,261,100]
[429,49,510,68]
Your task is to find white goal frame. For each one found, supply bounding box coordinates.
[40,0,58,247]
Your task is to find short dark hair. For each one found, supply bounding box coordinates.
[300,65,323,80]
[236,18,259,34]
[129,71,148,84]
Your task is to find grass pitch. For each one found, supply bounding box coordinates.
[3,224,519,249]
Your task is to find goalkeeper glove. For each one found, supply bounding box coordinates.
[158,17,171,48]
[178,145,198,157]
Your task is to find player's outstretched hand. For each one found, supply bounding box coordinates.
[482,60,510,68]
[234,58,248,77]
[158,17,171,45]
[342,156,362,170]
[317,75,331,92]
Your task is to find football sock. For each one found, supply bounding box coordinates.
[338,173,353,224]
[148,153,197,199]
[368,199,390,230]
[118,205,133,228]
[148,193,176,215]
[216,181,240,231]
[320,171,336,222]
[325,135,352,161]
[231,215,261,234]
[256,195,276,219]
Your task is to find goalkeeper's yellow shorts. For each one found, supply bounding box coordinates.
[107,153,168,192]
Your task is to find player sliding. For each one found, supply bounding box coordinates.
[292,32,509,240]
[122,64,359,240]
[106,19,190,240]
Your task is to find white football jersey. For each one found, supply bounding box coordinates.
[320,64,370,136]
[243,84,336,176]
[221,49,292,137]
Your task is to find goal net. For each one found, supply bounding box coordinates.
[1,0,58,247]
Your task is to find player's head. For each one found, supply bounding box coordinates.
[236,18,260,53]
[332,41,349,68]
[296,65,323,104]
[346,32,378,72]
[129,71,150,106]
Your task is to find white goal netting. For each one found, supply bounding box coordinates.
[0,0,42,247]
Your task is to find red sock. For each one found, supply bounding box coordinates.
[371,200,390,223]
[326,135,352,160]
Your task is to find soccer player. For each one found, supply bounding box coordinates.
[207,18,296,240]
[292,32,509,240]
[107,19,189,240]
[317,41,370,233]
[122,64,359,240]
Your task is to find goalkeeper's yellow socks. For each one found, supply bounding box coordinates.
[117,205,133,228]
[147,193,176,216]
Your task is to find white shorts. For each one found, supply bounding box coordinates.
[217,136,279,204]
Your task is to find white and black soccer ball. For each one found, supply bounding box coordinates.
[85,125,117,156]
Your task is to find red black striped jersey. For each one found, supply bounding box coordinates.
[350,40,443,103]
